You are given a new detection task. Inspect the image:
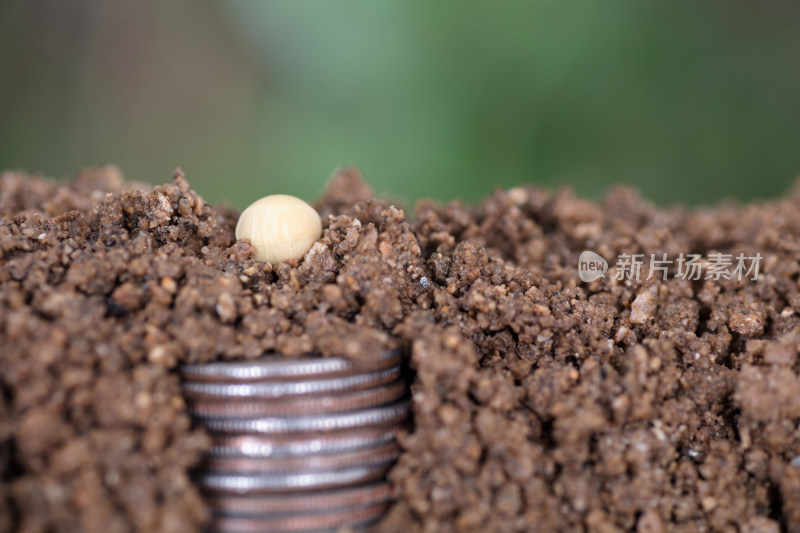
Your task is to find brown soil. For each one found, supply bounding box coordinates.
[1,166,799,533]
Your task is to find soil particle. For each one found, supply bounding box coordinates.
[630,285,658,324]
[2,167,800,532]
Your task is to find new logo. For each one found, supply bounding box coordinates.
[578,251,608,282]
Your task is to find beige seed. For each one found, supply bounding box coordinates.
[235,194,322,264]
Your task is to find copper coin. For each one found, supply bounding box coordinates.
[180,349,402,383]
[198,464,388,494]
[198,401,410,435]
[188,379,408,418]
[204,482,391,516]
[208,501,388,533]
[202,442,400,474]
[209,425,405,458]
[182,366,402,401]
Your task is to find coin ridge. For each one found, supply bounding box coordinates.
[188,379,408,418]
[197,464,388,493]
[198,401,411,435]
[208,425,405,458]
[203,481,392,515]
[180,348,402,383]
[182,366,402,400]
[208,502,388,532]
[202,442,400,474]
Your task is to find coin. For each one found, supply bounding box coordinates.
[202,442,400,474]
[188,379,407,418]
[204,482,391,515]
[197,464,388,494]
[182,366,402,401]
[208,502,388,533]
[198,401,410,435]
[208,425,405,458]
[180,349,402,383]
[182,350,409,531]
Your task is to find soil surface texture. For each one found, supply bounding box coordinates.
[1,166,799,533]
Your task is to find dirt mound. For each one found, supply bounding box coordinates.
[1,166,798,532]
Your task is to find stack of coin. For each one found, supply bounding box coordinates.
[180,350,409,533]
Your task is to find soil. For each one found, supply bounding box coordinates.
[1,166,799,533]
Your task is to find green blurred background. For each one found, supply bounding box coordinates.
[1,1,800,209]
